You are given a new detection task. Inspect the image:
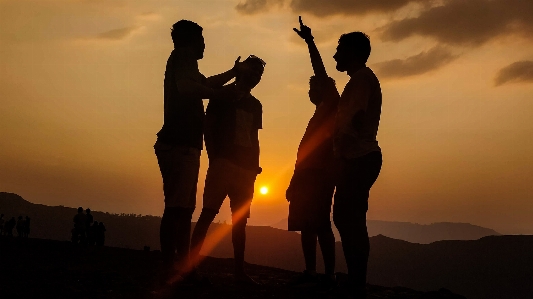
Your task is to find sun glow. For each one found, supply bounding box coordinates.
[260,186,269,195]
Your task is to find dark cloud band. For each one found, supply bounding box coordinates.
[380,0,533,46]
[373,46,458,79]
[235,0,424,16]
[495,61,533,86]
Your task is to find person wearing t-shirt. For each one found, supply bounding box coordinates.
[154,20,244,286]
[190,55,265,285]
[332,32,383,298]
[286,17,339,287]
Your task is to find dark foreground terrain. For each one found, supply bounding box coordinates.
[0,237,464,299]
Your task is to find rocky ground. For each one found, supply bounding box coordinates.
[0,237,465,299]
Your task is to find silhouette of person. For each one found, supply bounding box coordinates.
[286,17,339,286]
[86,208,93,228]
[154,19,245,284]
[190,55,266,285]
[23,216,30,238]
[332,32,382,299]
[6,217,15,237]
[293,18,383,298]
[73,207,87,244]
[0,214,4,236]
[16,216,24,237]
[96,222,106,246]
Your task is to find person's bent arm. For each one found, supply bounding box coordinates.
[176,78,216,99]
[205,57,242,88]
[176,78,243,101]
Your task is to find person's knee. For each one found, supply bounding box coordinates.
[199,208,218,221]
[231,214,248,229]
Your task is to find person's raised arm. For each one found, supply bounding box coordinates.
[293,16,327,79]
[176,77,244,100]
[205,57,243,88]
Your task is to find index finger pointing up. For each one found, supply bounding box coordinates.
[299,16,304,26]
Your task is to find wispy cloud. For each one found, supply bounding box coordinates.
[494,61,533,86]
[97,26,139,40]
[373,46,458,79]
[235,0,284,15]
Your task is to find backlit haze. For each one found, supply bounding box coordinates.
[1,0,533,234]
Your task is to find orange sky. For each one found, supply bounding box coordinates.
[1,0,533,234]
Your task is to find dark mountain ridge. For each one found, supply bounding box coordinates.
[270,218,500,244]
[2,192,532,299]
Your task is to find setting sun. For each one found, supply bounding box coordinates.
[260,187,269,195]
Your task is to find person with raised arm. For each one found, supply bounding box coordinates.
[286,16,339,287]
[154,19,244,287]
[290,17,384,298]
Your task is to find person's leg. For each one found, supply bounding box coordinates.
[317,225,336,276]
[190,159,229,270]
[333,151,382,296]
[301,230,318,273]
[190,208,218,267]
[174,207,194,274]
[155,144,200,279]
[228,165,257,282]
[160,207,179,265]
[232,214,248,276]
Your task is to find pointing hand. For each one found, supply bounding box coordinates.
[293,16,314,42]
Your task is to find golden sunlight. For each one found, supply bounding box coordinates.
[260,186,269,195]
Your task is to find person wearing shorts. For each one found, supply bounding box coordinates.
[190,55,265,285]
[286,17,340,286]
[155,20,244,285]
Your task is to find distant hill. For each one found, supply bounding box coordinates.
[2,192,532,299]
[270,218,500,244]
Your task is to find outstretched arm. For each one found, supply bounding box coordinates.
[205,57,243,88]
[293,16,327,79]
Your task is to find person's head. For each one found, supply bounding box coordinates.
[236,55,266,90]
[171,20,204,60]
[333,32,371,73]
[77,207,83,213]
[86,208,91,214]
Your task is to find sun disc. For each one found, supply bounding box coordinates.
[260,186,268,195]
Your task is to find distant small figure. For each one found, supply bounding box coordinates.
[72,207,87,244]
[96,222,106,246]
[6,217,16,237]
[88,221,98,246]
[16,216,24,237]
[23,216,31,238]
[85,208,94,228]
[0,214,4,236]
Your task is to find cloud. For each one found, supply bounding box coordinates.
[381,0,533,46]
[235,0,425,16]
[494,61,533,86]
[373,46,458,79]
[289,0,421,17]
[97,27,138,40]
[235,0,284,15]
